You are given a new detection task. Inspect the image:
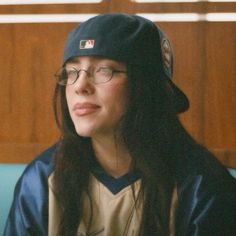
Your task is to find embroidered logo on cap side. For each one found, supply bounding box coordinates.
[161,37,172,78]
[80,40,95,49]
[161,38,172,69]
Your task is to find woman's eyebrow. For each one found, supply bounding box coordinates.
[95,60,125,69]
[67,57,81,64]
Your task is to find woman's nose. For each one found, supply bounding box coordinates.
[74,70,95,95]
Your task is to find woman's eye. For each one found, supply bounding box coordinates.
[67,69,77,78]
[97,67,111,75]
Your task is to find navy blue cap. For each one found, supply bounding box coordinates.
[63,13,189,113]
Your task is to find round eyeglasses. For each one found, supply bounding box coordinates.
[55,66,127,85]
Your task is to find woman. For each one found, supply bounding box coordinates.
[4,13,236,236]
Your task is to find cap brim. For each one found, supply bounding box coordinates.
[167,79,190,114]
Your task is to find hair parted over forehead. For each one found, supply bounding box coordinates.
[63,13,189,114]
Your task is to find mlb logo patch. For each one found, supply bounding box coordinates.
[80,40,95,49]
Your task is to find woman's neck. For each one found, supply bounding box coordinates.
[91,135,132,178]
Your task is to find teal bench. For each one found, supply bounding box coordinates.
[0,164,26,234]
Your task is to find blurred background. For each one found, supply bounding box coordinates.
[0,0,235,168]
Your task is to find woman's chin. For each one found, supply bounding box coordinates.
[75,128,93,138]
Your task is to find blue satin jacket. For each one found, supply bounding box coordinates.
[4,144,236,235]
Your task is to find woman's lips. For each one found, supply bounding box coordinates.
[73,102,100,116]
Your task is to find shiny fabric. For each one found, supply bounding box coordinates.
[4,144,236,236]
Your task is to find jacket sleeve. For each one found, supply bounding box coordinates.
[3,146,56,236]
[175,175,236,236]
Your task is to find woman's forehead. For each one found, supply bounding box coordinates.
[66,56,126,68]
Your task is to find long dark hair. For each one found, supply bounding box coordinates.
[52,62,197,235]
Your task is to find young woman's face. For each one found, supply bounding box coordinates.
[65,56,129,139]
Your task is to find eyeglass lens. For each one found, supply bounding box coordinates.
[57,66,114,85]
